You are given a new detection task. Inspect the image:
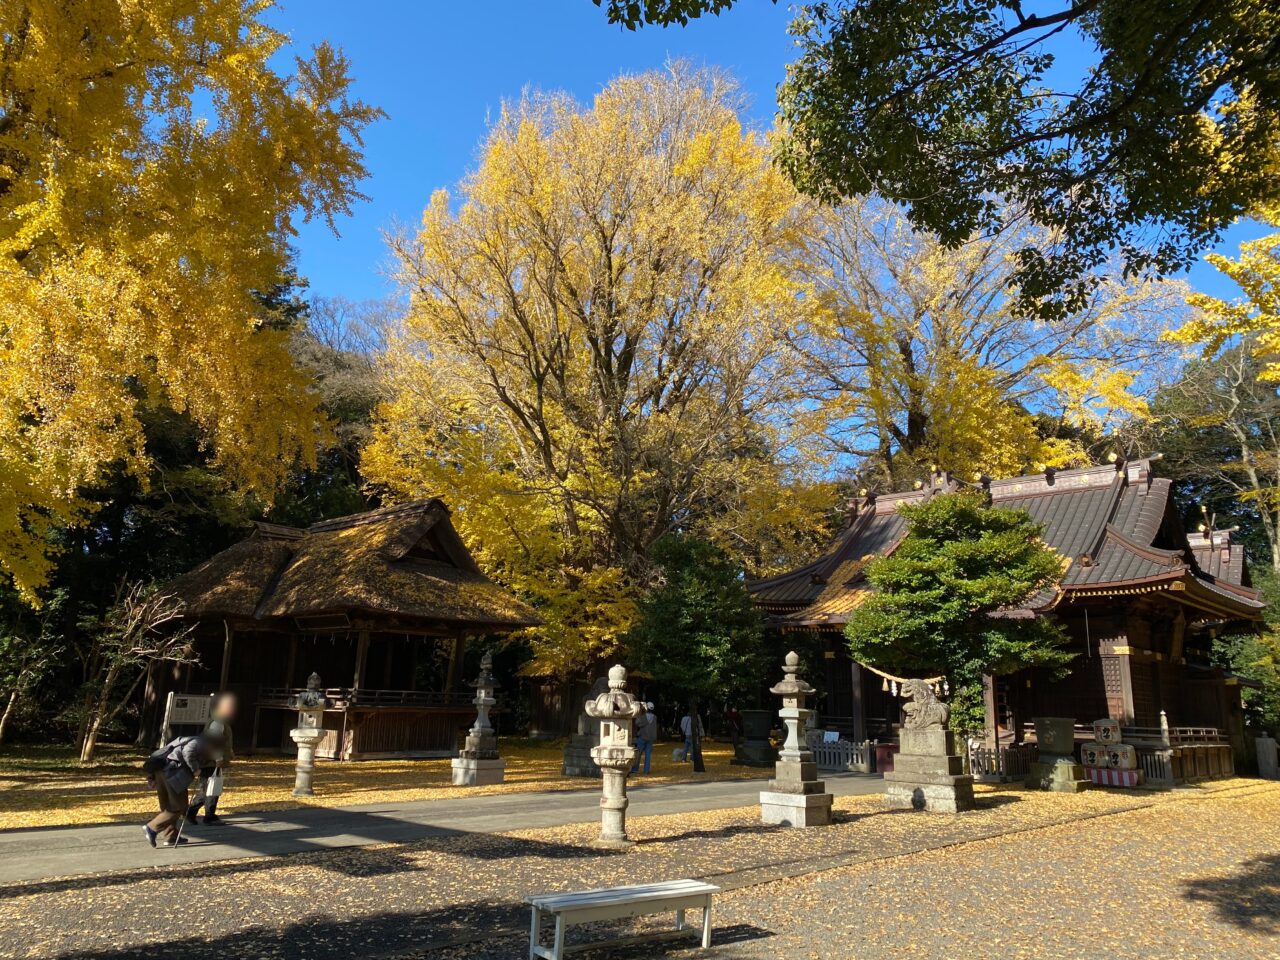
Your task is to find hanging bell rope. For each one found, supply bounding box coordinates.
[859,661,946,694]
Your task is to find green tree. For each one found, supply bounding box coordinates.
[844,491,1073,731]
[596,0,1280,318]
[628,536,766,771]
[1214,567,1280,735]
[1141,340,1280,572]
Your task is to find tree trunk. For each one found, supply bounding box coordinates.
[689,698,705,773]
[80,664,121,764]
[0,689,18,745]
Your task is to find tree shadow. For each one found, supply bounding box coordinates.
[0,808,613,900]
[46,898,773,960]
[1182,853,1280,933]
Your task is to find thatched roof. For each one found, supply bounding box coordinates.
[167,500,541,630]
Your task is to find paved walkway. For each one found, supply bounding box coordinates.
[0,773,884,884]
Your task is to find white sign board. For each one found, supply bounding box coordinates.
[161,692,213,745]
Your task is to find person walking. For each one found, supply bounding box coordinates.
[188,691,238,825]
[143,723,226,847]
[723,704,744,750]
[679,709,703,764]
[631,702,656,775]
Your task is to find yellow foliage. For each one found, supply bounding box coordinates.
[0,2,380,601]
[793,199,1179,487]
[363,65,829,677]
[1169,209,1280,380]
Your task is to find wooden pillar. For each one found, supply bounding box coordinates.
[409,640,420,691]
[285,636,298,689]
[445,635,465,691]
[850,662,866,742]
[982,674,999,748]
[219,620,234,692]
[382,637,395,689]
[352,629,371,690]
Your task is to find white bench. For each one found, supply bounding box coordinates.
[525,879,719,959]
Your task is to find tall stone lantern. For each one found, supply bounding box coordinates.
[452,650,505,786]
[759,651,833,827]
[290,672,329,797]
[585,664,646,848]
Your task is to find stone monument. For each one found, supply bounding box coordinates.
[451,650,505,786]
[1256,734,1279,780]
[562,676,608,778]
[1080,717,1144,787]
[290,672,329,797]
[1026,716,1091,792]
[759,651,834,827]
[584,664,646,848]
[732,709,779,767]
[883,679,975,813]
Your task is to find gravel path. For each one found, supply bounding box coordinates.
[1,779,1276,960]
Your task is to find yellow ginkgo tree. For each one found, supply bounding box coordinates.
[364,64,832,678]
[0,1,380,601]
[1170,205,1280,380]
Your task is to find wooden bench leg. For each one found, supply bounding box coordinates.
[552,914,566,960]
[528,907,540,960]
[675,908,686,931]
[701,897,712,948]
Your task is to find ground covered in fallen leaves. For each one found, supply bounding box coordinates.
[1,778,1276,959]
[0,739,760,829]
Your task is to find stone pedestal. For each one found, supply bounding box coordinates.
[884,725,975,813]
[561,712,602,778]
[290,727,323,796]
[760,652,833,828]
[1026,716,1090,793]
[732,709,778,767]
[586,665,645,848]
[452,651,506,786]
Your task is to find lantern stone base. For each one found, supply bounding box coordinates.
[760,789,834,827]
[883,728,976,813]
[1026,757,1091,793]
[451,757,505,786]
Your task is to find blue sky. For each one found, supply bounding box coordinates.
[269,1,1263,306]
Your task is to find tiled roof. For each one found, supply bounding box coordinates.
[750,459,1265,629]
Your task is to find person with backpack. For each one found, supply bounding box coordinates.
[187,691,238,825]
[143,723,226,847]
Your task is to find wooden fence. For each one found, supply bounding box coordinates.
[806,731,875,773]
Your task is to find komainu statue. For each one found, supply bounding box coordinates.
[901,678,949,730]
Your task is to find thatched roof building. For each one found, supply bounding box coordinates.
[157,500,539,759]
[169,500,539,631]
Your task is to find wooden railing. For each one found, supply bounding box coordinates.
[257,687,478,710]
[805,731,875,773]
[968,742,1038,782]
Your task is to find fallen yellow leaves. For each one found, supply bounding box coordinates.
[0,739,765,830]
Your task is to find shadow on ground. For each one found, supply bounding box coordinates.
[1182,852,1280,933]
[0,806,627,901]
[50,898,775,960]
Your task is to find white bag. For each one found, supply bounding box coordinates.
[206,770,225,798]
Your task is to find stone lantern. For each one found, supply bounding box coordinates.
[452,650,505,786]
[759,651,833,827]
[290,672,329,797]
[584,664,646,848]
